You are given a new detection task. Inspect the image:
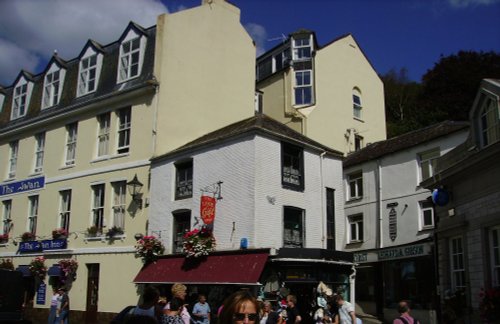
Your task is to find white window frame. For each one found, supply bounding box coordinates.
[97,113,110,157]
[117,107,131,154]
[28,195,39,235]
[8,140,18,179]
[117,30,146,83]
[353,89,362,119]
[34,132,45,173]
[42,65,65,109]
[354,134,363,151]
[59,190,72,232]
[2,200,12,236]
[294,70,313,106]
[175,161,193,200]
[490,227,500,287]
[65,123,78,165]
[418,148,440,182]
[292,36,312,60]
[419,200,434,230]
[77,48,101,96]
[480,96,500,147]
[12,83,28,119]
[91,184,105,231]
[347,171,363,200]
[450,236,466,291]
[348,214,364,243]
[111,181,126,230]
[0,94,5,113]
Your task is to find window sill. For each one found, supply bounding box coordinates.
[111,152,129,160]
[418,227,434,233]
[59,164,75,170]
[353,117,364,123]
[84,234,126,242]
[2,178,16,183]
[0,243,9,247]
[346,197,363,203]
[29,171,43,177]
[346,241,363,246]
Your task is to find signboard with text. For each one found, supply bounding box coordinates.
[354,243,431,263]
[19,239,67,253]
[0,176,45,197]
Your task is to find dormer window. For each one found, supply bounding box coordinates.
[42,64,65,109]
[78,55,97,96]
[292,37,311,60]
[11,75,34,120]
[479,96,500,147]
[117,28,146,83]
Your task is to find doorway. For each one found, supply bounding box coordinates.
[85,263,99,323]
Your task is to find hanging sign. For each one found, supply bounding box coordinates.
[36,283,46,305]
[200,195,216,224]
[432,188,449,206]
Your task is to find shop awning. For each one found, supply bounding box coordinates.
[48,264,62,276]
[16,265,32,277]
[134,251,268,285]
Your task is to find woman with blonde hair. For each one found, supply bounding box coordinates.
[218,290,260,324]
[163,283,191,324]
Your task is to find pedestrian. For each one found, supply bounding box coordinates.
[392,300,420,324]
[284,295,301,324]
[164,283,191,324]
[162,297,185,324]
[218,290,259,324]
[260,301,279,324]
[56,287,69,324]
[48,287,60,324]
[334,295,356,324]
[131,286,161,320]
[193,294,211,324]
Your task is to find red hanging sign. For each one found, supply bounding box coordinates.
[200,195,216,225]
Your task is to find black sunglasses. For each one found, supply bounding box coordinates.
[233,313,258,321]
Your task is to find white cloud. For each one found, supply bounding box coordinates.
[244,23,268,56]
[448,0,500,8]
[0,39,39,85]
[0,0,168,85]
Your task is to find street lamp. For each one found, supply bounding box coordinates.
[127,174,144,208]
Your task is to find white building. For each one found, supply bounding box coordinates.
[343,121,469,323]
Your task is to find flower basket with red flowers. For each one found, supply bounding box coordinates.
[21,231,36,242]
[29,256,47,280]
[479,287,500,322]
[58,258,78,283]
[0,233,8,244]
[0,258,14,270]
[135,236,165,264]
[52,228,68,240]
[182,226,216,258]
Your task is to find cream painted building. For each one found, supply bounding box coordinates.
[256,31,386,155]
[0,0,255,322]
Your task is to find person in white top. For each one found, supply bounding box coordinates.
[334,295,357,324]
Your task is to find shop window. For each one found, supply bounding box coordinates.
[283,206,304,248]
[175,160,193,200]
[281,143,304,190]
[173,210,191,253]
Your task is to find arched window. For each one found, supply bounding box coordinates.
[352,88,362,119]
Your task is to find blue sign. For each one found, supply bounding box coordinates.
[0,176,45,197]
[36,283,46,305]
[19,239,67,253]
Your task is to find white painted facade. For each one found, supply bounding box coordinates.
[150,133,346,253]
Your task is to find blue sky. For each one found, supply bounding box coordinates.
[0,0,499,86]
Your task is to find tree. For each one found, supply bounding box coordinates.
[417,51,500,125]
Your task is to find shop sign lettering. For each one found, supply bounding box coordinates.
[19,239,67,253]
[354,253,368,262]
[0,176,45,197]
[378,244,425,260]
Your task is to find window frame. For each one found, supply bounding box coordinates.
[418,148,440,182]
[12,83,28,120]
[59,190,72,232]
[117,107,131,154]
[283,206,305,248]
[97,113,111,157]
[172,210,191,253]
[419,200,434,230]
[326,188,336,250]
[347,171,363,201]
[490,227,500,287]
[91,184,105,232]
[450,236,466,291]
[479,96,500,147]
[111,181,126,230]
[292,37,312,60]
[27,195,39,235]
[353,90,362,119]
[348,214,364,243]
[42,69,62,109]
[77,53,99,96]
[294,70,313,106]
[34,132,45,173]
[65,122,78,166]
[8,140,18,179]
[175,160,193,200]
[281,142,304,191]
[2,200,12,236]
[117,30,146,83]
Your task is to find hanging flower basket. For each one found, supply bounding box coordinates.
[21,232,36,242]
[0,258,14,270]
[58,259,78,283]
[52,228,68,240]
[182,226,216,258]
[0,233,8,244]
[106,226,124,238]
[29,256,47,280]
[135,236,165,264]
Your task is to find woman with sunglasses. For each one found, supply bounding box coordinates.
[218,290,260,324]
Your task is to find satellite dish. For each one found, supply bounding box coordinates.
[432,188,449,206]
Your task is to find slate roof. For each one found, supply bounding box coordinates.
[0,24,157,133]
[152,113,344,162]
[344,120,470,168]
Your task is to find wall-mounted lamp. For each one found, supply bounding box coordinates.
[134,233,144,241]
[127,174,144,208]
